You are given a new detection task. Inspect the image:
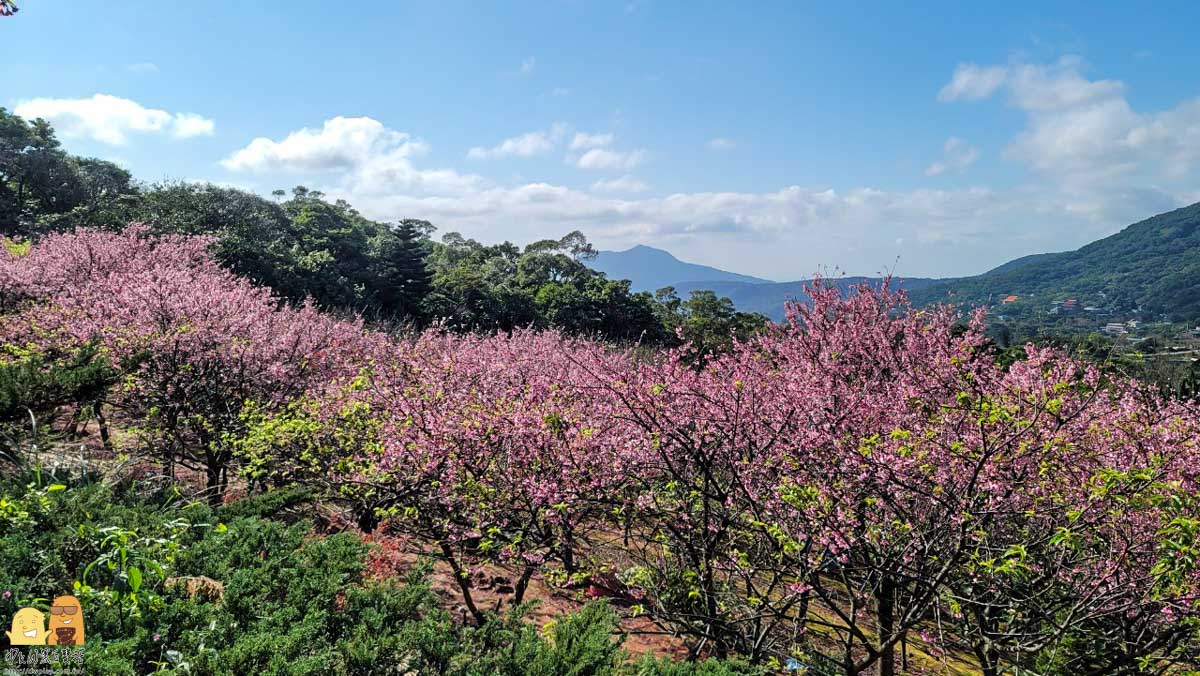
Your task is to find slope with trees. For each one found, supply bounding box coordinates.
[912,201,1200,320]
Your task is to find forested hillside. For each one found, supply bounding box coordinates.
[912,202,1200,319]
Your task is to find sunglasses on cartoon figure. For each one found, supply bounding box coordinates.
[50,605,79,615]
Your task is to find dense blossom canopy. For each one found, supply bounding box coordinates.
[2,225,1199,673]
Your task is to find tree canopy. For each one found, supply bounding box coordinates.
[0,108,766,345]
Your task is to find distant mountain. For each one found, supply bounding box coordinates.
[588,245,772,292]
[673,277,943,321]
[911,202,1200,320]
[593,202,1200,324]
[588,246,939,321]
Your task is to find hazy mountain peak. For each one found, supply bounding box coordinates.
[588,246,773,292]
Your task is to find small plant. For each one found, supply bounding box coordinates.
[79,518,202,633]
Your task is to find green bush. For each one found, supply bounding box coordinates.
[0,476,760,675]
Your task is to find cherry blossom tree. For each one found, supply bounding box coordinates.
[237,328,634,622]
[9,226,1197,672]
[0,225,367,502]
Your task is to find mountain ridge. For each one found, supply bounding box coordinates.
[910,201,1200,320]
[588,245,772,293]
[589,202,1200,323]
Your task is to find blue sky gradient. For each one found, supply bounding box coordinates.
[4,1,1200,279]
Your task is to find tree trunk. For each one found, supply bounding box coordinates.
[204,459,225,508]
[876,577,896,676]
[95,404,112,452]
[559,527,577,576]
[513,564,536,605]
[440,542,485,625]
[971,607,1001,676]
[69,403,84,437]
[973,643,1000,676]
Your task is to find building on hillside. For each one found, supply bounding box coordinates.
[1104,322,1129,335]
[1001,295,1019,304]
[1051,298,1080,314]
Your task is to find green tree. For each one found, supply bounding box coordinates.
[367,218,433,321]
[130,182,303,296]
[0,108,133,236]
[655,287,768,355]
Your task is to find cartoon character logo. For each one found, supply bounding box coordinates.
[5,607,46,645]
[46,595,84,645]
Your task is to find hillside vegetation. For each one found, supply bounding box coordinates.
[671,277,943,321]
[0,108,766,354]
[593,204,1200,327]
[912,202,1200,319]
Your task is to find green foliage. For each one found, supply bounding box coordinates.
[654,287,768,356]
[0,342,118,466]
[425,229,671,342]
[631,655,766,675]
[128,183,432,322]
[4,108,764,348]
[0,342,117,421]
[0,107,136,237]
[914,201,1200,321]
[0,478,752,673]
[213,485,315,521]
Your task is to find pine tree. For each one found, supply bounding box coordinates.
[371,218,432,321]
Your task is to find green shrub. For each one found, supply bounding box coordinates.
[1,478,758,674]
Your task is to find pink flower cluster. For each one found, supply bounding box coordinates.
[0,225,371,497]
[4,225,1199,668]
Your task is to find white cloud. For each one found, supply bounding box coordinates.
[938,63,1009,102]
[706,137,736,151]
[222,116,480,196]
[939,57,1124,111]
[222,116,427,172]
[576,148,646,171]
[126,62,159,74]
[340,175,1152,280]
[591,175,650,193]
[222,65,1200,281]
[14,94,214,145]
[1008,59,1124,112]
[520,57,536,76]
[466,123,569,160]
[469,132,545,160]
[924,137,979,176]
[319,164,1189,279]
[569,132,614,150]
[173,113,216,139]
[940,56,1200,191]
[550,87,571,97]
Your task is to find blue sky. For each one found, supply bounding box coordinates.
[4,1,1200,280]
